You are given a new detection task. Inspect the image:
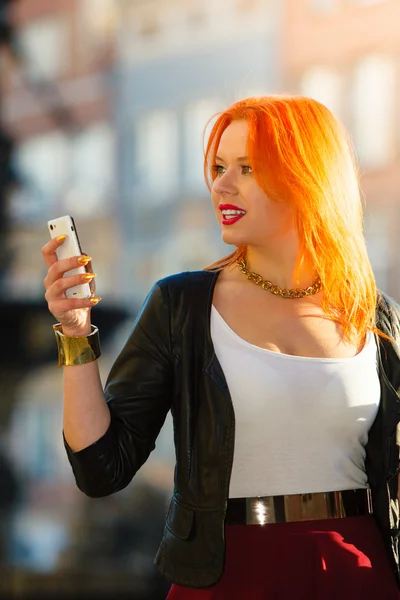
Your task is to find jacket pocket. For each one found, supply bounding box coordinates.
[162,497,224,568]
[166,497,194,540]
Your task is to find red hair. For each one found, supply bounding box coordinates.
[203,95,385,344]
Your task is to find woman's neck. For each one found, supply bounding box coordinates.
[244,245,318,291]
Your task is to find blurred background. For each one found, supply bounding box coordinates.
[0,0,399,597]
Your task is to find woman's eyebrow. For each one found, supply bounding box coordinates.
[215,155,250,163]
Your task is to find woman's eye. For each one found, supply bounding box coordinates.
[212,164,226,176]
[212,164,252,176]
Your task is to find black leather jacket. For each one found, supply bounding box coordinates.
[64,270,400,588]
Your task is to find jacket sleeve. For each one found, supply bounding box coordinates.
[63,280,174,498]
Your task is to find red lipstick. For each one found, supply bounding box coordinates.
[219,204,247,226]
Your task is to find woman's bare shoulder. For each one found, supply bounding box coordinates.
[214,264,243,286]
[212,265,252,312]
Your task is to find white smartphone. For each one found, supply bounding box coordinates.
[47,215,92,299]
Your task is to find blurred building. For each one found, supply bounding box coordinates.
[114,0,282,303]
[0,0,146,596]
[3,0,120,302]
[283,0,400,299]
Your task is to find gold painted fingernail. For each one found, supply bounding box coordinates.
[89,297,102,304]
[77,256,92,264]
[81,273,96,281]
[56,234,67,242]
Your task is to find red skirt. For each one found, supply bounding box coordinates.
[167,516,399,599]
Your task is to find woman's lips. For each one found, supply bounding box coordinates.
[219,203,246,226]
[221,214,245,225]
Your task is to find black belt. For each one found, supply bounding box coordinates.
[226,489,373,525]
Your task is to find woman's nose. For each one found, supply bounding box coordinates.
[213,170,238,196]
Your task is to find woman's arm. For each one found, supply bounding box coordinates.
[63,282,174,498]
[62,323,111,453]
[42,237,173,499]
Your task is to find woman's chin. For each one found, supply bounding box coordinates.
[221,230,247,247]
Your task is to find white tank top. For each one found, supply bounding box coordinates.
[210,306,381,498]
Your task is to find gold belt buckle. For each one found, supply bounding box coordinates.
[245,489,372,525]
[245,496,274,525]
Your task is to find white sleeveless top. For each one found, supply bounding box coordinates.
[210,306,381,498]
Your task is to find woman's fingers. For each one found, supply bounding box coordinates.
[45,272,96,301]
[80,254,96,296]
[42,237,101,317]
[47,296,102,316]
[81,253,93,271]
[44,255,92,291]
[41,234,68,269]
[88,275,96,297]
[42,236,93,278]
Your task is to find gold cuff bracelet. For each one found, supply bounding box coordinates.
[53,323,101,367]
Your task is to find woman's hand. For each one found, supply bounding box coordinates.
[42,235,101,336]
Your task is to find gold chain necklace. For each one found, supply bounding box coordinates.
[236,258,322,299]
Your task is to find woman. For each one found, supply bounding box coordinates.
[42,96,400,599]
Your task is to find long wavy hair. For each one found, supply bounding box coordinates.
[203,95,386,344]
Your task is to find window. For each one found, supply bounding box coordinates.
[9,403,63,480]
[351,55,396,168]
[134,110,179,204]
[300,67,342,119]
[183,99,221,192]
[18,17,69,81]
[14,131,69,216]
[65,123,115,216]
